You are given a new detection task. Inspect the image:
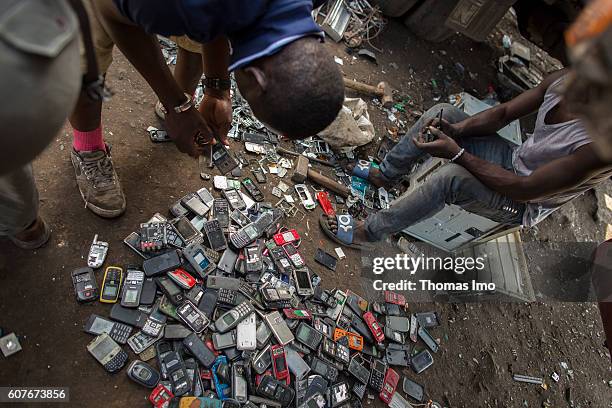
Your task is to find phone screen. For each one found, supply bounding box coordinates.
[295,270,310,288]
[90,317,114,334]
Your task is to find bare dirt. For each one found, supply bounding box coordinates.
[0,16,611,408]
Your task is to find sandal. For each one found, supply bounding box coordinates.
[319,214,369,250]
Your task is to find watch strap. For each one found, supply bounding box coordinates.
[203,77,231,91]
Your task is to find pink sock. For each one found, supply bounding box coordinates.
[73,126,106,152]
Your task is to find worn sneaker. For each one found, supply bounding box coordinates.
[71,145,126,218]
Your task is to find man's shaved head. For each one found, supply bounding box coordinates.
[235,37,344,139]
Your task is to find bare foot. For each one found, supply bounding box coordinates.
[327,215,370,245]
[348,164,392,189]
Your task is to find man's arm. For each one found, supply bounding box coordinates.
[415,127,610,202]
[198,37,232,145]
[456,143,608,202]
[453,70,567,138]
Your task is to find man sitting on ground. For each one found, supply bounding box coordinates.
[322,70,612,248]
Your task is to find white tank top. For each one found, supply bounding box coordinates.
[512,76,612,227]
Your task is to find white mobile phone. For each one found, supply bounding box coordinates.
[236,312,257,351]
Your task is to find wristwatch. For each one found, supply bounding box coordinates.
[203,77,231,91]
[161,93,193,115]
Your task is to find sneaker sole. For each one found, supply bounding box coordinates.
[77,188,127,218]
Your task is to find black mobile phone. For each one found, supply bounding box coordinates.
[314,249,337,271]
[110,304,147,328]
[217,248,239,275]
[203,219,227,252]
[155,276,184,305]
[164,324,192,340]
[223,189,247,211]
[143,250,182,277]
[183,333,216,368]
[411,350,434,374]
[198,290,218,319]
[83,314,133,345]
[140,278,158,306]
[162,351,191,396]
[71,267,98,303]
[402,378,424,402]
[156,340,173,379]
[173,216,200,243]
[212,144,239,175]
[213,199,230,228]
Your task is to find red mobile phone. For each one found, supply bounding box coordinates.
[270,345,290,385]
[168,268,196,289]
[363,312,385,344]
[273,229,300,246]
[384,291,406,306]
[379,368,399,404]
[149,383,174,408]
[315,191,335,216]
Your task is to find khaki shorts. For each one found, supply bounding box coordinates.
[171,35,202,54]
[81,0,114,73]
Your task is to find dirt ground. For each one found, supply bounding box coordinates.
[1,16,611,408]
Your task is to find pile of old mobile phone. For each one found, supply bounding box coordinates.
[76,178,447,406]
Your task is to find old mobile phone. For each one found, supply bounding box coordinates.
[214,301,254,333]
[183,241,216,278]
[72,267,98,303]
[162,351,191,396]
[87,333,128,374]
[314,249,337,271]
[223,189,247,211]
[143,250,182,277]
[282,243,305,268]
[203,219,227,252]
[257,375,295,407]
[217,248,239,275]
[87,234,108,269]
[177,300,210,333]
[213,198,230,228]
[142,302,167,337]
[183,332,216,368]
[158,296,179,320]
[294,322,323,350]
[409,314,418,343]
[245,243,263,273]
[185,285,204,305]
[110,304,147,328]
[268,246,294,275]
[181,193,210,217]
[123,231,149,259]
[329,382,350,407]
[327,290,347,321]
[236,312,257,351]
[149,383,174,408]
[168,268,197,290]
[283,309,312,320]
[293,268,314,297]
[212,144,239,175]
[127,360,160,388]
[212,330,236,350]
[313,317,334,339]
[121,267,145,308]
[385,342,411,367]
[263,311,295,346]
[229,223,260,249]
[310,356,338,382]
[139,222,168,252]
[270,345,289,384]
[386,316,410,332]
[379,368,400,404]
[163,324,192,340]
[83,314,133,345]
[242,178,264,202]
[172,216,200,243]
[347,355,370,384]
[402,378,424,402]
[273,229,299,246]
[155,276,184,305]
[252,344,272,375]
[99,266,123,304]
[155,340,173,380]
[230,362,248,403]
[294,184,315,210]
[385,326,405,344]
[127,330,163,354]
[230,209,251,228]
[418,326,439,353]
[369,359,387,391]
[411,349,433,373]
[198,290,218,319]
[363,312,385,344]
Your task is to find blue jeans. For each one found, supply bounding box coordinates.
[365,104,525,241]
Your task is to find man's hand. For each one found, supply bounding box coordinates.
[413,126,462,160]
[165,106,213,157]
[424,117,462,139]
[199,94,232,146]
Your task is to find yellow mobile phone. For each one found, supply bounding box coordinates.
[99,266,123,304]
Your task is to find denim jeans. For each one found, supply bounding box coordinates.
[365,104,525,241]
